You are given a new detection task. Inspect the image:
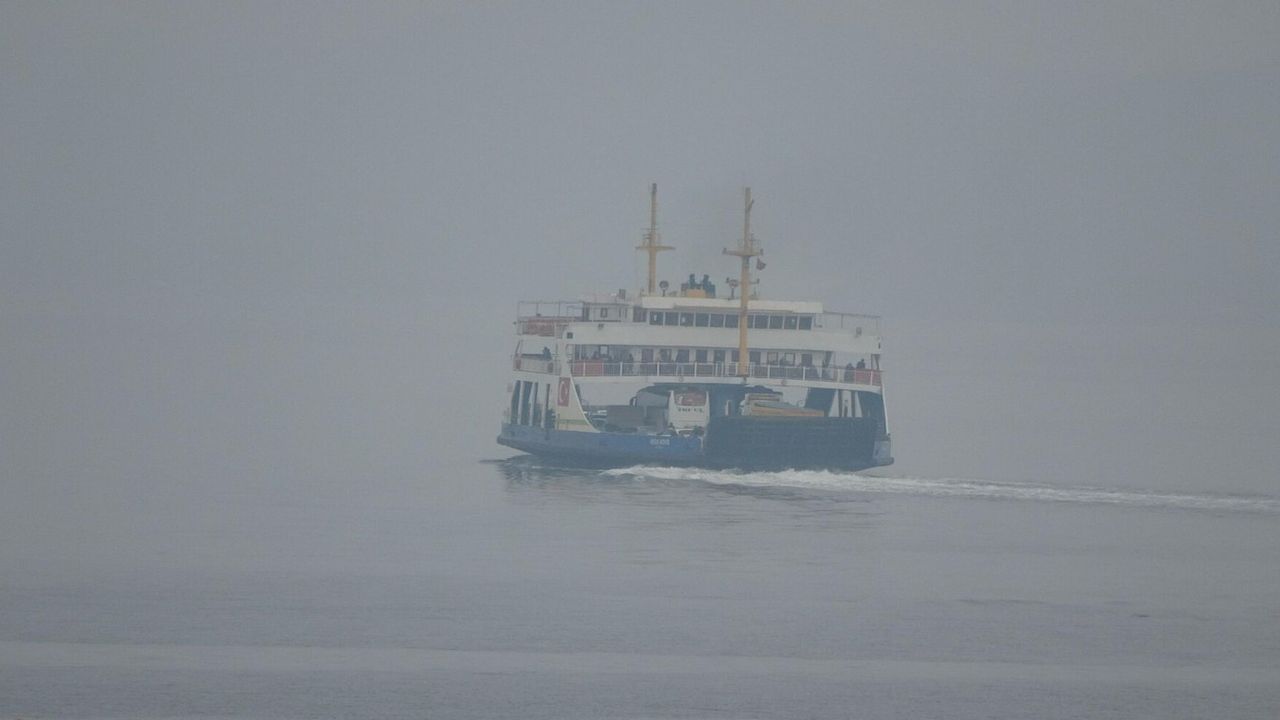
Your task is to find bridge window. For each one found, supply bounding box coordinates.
[695,313,709,327]
[680,313,694,326]
[633,308,647,322]
[799,316,812,330]
[649,312,663,325]
[768,315,784,329]
[725,314,739,328]
[664,312,678,325]
[750,314,766,329]
[710,314,725,327]
[784,316,798,329]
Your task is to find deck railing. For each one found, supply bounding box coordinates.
[814,312,881,336]
[515,305,882,338]
[558,360,881,386]
[512,356,559,374]
[515,316,580,337]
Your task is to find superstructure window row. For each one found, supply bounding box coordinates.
[644,311,812,330]
[573,344,826,368]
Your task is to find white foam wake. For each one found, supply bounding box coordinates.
[602,466,1280,513]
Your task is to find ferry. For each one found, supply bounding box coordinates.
[497,186,893,471]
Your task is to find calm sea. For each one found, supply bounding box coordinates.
[2,448,1278,719]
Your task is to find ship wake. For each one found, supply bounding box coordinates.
[602,466,1279,514]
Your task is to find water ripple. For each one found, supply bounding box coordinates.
[603,466,1280,514]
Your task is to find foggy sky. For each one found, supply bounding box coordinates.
[3,0,1279,544]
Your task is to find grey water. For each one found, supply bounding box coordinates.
[3,446,1277,719]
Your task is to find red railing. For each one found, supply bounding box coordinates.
[515,316,581,337]
[563,360,881,386]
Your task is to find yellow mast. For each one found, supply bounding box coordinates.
[723,187,762,377]
[635,183,673,294]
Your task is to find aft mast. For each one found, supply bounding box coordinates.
[723,187,763,377]
[636,183,674,295]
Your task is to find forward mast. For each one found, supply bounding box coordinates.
[723,188,763,378]
[635,183,673,295]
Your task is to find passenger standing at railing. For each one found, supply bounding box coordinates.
[856,358,865,369]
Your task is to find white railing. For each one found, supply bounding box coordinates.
[515,317,579,337]
[513,356,559,374]
[515,301,585,337]
[565,360,882,386]
[517,300,583,317]
[814,312,880,336]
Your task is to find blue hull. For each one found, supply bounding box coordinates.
[497,423,704,465]
[498,421,891,471]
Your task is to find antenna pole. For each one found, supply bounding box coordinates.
[636,183,673,294]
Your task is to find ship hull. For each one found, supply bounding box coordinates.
[497,423,705,466]
[498,420,892,471]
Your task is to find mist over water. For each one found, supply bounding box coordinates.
[4,2,1280,718]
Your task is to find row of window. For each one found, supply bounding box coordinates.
[577,345,823,366]
[640,310,813,330]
